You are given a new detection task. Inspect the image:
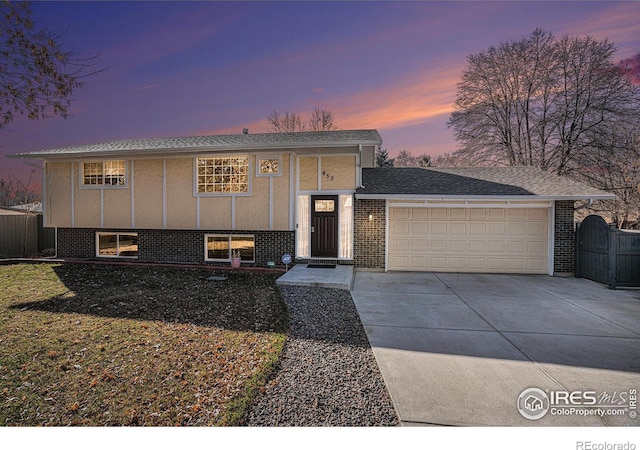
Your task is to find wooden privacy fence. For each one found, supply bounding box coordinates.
[0,214,38,257]
[576,214,640,289]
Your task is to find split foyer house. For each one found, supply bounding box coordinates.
[9,129,613,275]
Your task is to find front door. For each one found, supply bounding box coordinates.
[311,195,338,258]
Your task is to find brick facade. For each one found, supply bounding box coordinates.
[57,228,295,268]
[353,199,386,269]
[553,200,576,275]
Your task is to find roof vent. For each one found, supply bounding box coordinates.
[242,128,249,134]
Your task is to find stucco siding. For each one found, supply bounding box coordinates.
[320,156,356,190]
[133,159,163,229]
[73,162,101,228]
[199,196,232,229]
[103,187,131,228]
[271,155,290,230]
[299,157,318,191]
[236,174,269,229]
[165,158,197,229]
[47,162,72,227]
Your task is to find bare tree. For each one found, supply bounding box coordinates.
[267,110,306,132]
[430,152,469,168]
[573,126,640,228]
[308,107,336,131]
[448,29,640,176]
[267,108,336,132]
[0,1,101,130]
[393,150,431,167]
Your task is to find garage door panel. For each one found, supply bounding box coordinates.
[450,223,467,235]
[412,208,428,220]
[527,222,547,236]
[391,208,410,220]
[507,223,526,236]
[469,223,486,235]
[487,258,506,270]
[488,223,506,235]
[388,206,549,274]
[431,223,448,235]
[411,222,427,234]
[488,209,506,220]
[468,240,486,252]
[527,209,548,221]
[527,241,547,255]
[390,238,410,251]
[450,240,467,252]
[450,209,467,220]
[469,209,486,220]
[430,208,447,219]
[391,222,410,234]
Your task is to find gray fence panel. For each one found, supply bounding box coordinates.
[615,231,640,287]
[0,215,38,257]
[576,215,610,285]
[577,215,640,288]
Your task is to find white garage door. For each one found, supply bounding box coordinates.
[388,207,549,274]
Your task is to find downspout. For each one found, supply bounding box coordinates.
[357,144,365,188]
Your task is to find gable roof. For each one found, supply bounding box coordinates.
[356,167,614,200]
[8,130,382,159]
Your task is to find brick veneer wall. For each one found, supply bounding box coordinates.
[354,199,386,269]
[554,200,576,275]
[56,228,295,267]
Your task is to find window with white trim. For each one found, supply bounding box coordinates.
[96,232,138,258]
[82,160,126,186]
[257,157,281,176]
[205,234,255,262]
[196,156,249,194]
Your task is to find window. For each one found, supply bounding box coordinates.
[196,156,249,194]
[82,160,126,186]
[96,233,138,258]
[257,157,280,176]
[205,234,255,262]
[314,199,335,212]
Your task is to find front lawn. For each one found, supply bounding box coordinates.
[0,263,288,426]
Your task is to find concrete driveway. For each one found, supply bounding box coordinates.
[350,272,640,426]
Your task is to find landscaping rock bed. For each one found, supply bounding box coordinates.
[244,285,399,426]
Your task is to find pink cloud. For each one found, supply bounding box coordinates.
[563,2,640,57]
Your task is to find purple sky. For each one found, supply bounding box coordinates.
[2,1,639,190]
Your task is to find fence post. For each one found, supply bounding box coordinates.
[607,224,617,289]
[574,221,581,279]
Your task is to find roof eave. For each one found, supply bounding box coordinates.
[354,193,616,201]
[7,138,382,160]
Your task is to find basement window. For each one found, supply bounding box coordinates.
[205,234,255,262]
[96,232,138,258]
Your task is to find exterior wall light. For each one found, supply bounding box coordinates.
[368,211,374,221]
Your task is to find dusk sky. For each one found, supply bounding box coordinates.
[2,1,639,189]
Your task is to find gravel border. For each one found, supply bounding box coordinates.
[245,285,399,426]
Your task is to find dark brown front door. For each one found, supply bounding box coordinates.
[311,195,338,258]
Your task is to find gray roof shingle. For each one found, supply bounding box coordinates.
[357,167,614,200]
[9,130,382,159]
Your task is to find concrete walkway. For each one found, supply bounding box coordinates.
[351,272,640,426]
[276,264,354,290]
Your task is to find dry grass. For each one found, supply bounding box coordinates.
[0,263,288,426]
